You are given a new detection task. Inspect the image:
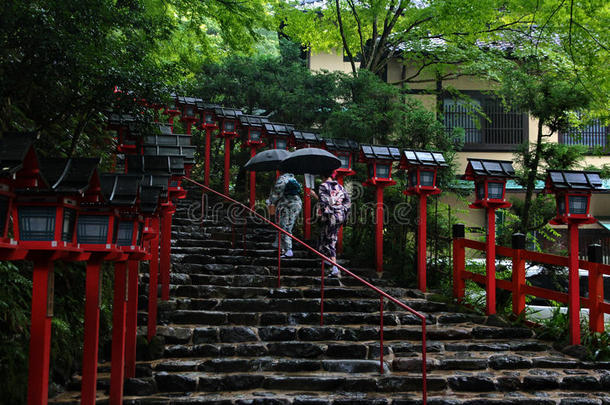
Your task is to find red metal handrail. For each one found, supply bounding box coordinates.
[184,177,428,403]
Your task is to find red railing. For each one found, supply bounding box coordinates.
[453,230,609,335]
[185,177,428,403]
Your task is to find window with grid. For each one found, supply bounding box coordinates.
[444,93,527,150]
[559,118,608,150]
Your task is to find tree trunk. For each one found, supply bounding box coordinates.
[435,72,444,123]
[520,119,544,234]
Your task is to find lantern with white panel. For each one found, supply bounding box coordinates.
[463,158,515,315]
[401,149,448,292]
[263,122,294,151]
[359,144,401,272]
[545,170,603,345]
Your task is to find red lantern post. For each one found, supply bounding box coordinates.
[545,170,603,345]
[263,123,293,179]
[162,94,180,131]
[13,155,99,405]
[196,102,220,187]
[214,107,243,195]
[177,96,200,135]
[401,149,448,292]
[323,138,359,253]
[359,145,401,273]
[240,115,270,209]
[463,159,515,315]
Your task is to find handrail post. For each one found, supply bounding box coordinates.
[320,260,325,326]
[242,210,247,255]
[379,295,384,374]
[277,230,281,288]
[452,224,466,303]
[588,244,604,333]
[421,318,427,405]
[511,233,526,316]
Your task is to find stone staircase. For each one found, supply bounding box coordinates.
[52,185,610,404]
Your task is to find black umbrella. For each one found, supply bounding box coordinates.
[244,149,291,172]
[279,147,341,175]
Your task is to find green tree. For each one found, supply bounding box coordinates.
[499,63,591,235]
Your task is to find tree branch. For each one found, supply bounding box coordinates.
[346,0,366,63]
[335,0,356,74]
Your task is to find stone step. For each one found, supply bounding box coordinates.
[49,390,610,405]
[154,298,451,314]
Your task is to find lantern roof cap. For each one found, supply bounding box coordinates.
[127,155,185,175]
[360,144,401,161]
[214,107,243,119]
[141,174,169,201]
[463,158,515,179]
[264,122,295,136]
[195,101,221,111]
[239,115,270,128]
[100,174,142,206]
[176,96,201,106]
[139,185,162,214]
[402,149,448,167]
[144,134,191,147]
[545,170,603,191]
[324,137,359,152]
[38,157,100,194]
[106,112,137,126]
[0,132,38,176]
[292,130,323,144]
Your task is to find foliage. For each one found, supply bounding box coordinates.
[581,330,610,362]
[535,301,569,343]
[193,40,341,128]
[0,0,272,159]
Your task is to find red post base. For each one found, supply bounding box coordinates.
[204,128,212,187]
[124,260,139,378]
[485,208,496,315]
[417,194,427,292]
[109,262,128,405]
[160,208,173,301]
[147,219,160,341]
[568,223,581,345]
[81,259,103,405]
[27,259,54,405]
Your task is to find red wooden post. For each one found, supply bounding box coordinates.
[81,258,103,405]
[304,186,311,240]
[204,128,212,187]
[147,217,160,341]
[168,116,174,132]
[277,230,281,288]
[27,259,54,405]
[379,295,384,374]
[511,233,526,316]
[249,147,257,210]
[417,194,427,292]
[124,260,139,378]
[375,185,385,273]
[185,122,192,135]
[588,244,604,333]
[568,222,581,345]
[452,224,465,302]
[160,206,173,301]
[485,208,496,315]
[223,137,231,195]
[109,261,128,405]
